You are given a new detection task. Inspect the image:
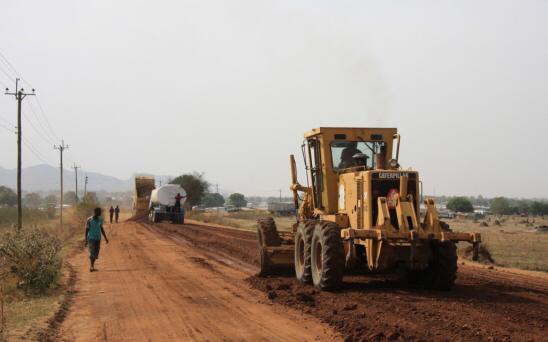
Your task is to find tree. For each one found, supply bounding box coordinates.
[490,197,511,215]
[170,173,209,206]
[43,194,58,206]
[201,193,225,208]
[0,186,17,207]
[530,201,548,216]
[446,197,474,213]
[227,193,247,208]
[24,192,42,208]
[64,191,78,205]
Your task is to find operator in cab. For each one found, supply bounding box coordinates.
[338,142,363,169]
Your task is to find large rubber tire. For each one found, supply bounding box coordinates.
[294,220,316,284]
[429,241,458,290]
[256,218,281,277]
[409,241,457,290]
[310,222,345,291]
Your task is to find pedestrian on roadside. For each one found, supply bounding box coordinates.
[109,206,114,223]
[85,207,109,272]
[114,205,120,223]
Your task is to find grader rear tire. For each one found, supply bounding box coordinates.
[310,222,345,291]
[409,241,457,290]
[430,241,458,290]
[256,218,281,276]
[294,220,316,284]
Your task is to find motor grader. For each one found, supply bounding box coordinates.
[256,127,481,290]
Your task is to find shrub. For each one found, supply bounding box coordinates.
[446,197,474,213]
[0,229,62,292]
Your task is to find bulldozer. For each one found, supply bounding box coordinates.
[256,127,481,290]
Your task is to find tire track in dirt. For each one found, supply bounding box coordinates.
[58,221,338,341]
[151,221,548,342]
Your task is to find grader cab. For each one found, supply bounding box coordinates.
[257,127,481,290]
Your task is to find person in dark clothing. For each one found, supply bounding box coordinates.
[114,205,120,223]
[174,193,185,212]
[108,206,114,223]
[85,208,109,272]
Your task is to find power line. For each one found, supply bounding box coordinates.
[22,137,54,165]
[26,100,58,143]
[0,50,32,88]
[33,97,60,141]
[0,121,15,133]
[0,115,15,127]
[22,109,57,146]
[0,64,15,84]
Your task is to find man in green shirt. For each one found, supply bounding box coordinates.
[85,207,109,272]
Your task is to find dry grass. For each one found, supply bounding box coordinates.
[0,207,86,340]
[448,215,548,272]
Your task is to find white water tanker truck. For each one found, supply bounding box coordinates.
[148,184,187,224]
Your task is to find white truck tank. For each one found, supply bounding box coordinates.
[150,184,187,207]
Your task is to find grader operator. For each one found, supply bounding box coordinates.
[256,127,481,291]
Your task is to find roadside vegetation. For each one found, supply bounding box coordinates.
[0,194,101,340]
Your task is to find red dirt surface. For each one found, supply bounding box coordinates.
[58,221,337,341]
[155,222,548,342]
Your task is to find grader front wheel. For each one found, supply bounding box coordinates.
[310,222,345,290]
[294,220,316,284]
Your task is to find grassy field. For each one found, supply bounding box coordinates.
[448,215,548,272]
[187,209,297,232]
[188,210,548,273]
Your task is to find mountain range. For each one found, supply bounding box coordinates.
[0,164,136,193]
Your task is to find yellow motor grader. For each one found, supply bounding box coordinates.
[256,127,481,290]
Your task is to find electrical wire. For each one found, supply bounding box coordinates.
[22,136,54,165]
[24,102,58,144]
[33,97,60,142]
[0,49,33,88]
[0,121,14,133]
[22,109,57,146]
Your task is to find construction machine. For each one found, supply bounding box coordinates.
[132,176,155,218]
[256,127,481,290]
[148,184,186,224]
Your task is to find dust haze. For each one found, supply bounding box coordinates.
[0,0,547,197]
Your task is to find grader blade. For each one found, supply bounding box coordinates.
[256,218,294,276]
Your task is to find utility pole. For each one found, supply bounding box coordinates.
[279,189,282,203]
[216,184,219,194]
[54,140,68,229]
[4,79,35,231]
[72,163,81,202]
[84,175,88,199]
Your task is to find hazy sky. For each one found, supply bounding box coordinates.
[0,0,547,198]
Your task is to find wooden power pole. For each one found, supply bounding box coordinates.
[72,162,81,202]
[4,79,35,231]
[54,140,68,229]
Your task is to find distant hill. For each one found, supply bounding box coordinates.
[0,164,132,192]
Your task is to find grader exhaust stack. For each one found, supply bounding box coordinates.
[257,127,481,290]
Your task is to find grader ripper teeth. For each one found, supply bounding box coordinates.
[257,127,481,291]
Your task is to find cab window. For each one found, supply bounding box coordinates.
[331,141,385,171]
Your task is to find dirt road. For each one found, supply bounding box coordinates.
[150,221,548,342]
[58,220,548,342]
[58,221,337,341]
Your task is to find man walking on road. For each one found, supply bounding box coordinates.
[114,205,120,223]
[109,206,114,223]
[85,207,109,272]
